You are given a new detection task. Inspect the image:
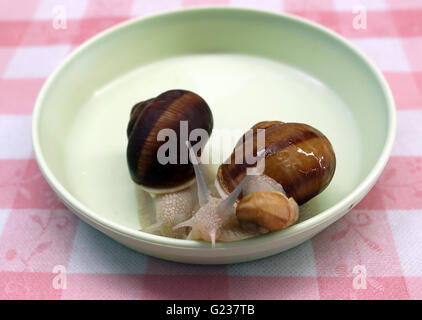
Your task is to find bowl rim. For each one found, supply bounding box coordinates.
[32,6,396,249]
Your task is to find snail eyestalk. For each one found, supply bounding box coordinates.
[186,140,210,207]
[217,175,251,214]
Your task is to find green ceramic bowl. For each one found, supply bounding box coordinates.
[32,7,396,264]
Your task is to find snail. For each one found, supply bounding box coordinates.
[213,120,335,233]
[127,89,213,193]
[216,121,336,205]
[127,89,214,238]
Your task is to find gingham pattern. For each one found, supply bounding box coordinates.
[0,0,421,300]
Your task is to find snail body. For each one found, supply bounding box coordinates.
[217,121,336,205]
[151,187,198,238]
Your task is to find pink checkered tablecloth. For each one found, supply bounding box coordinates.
[0,0,421,300]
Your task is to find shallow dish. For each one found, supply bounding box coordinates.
[32,7,395,264]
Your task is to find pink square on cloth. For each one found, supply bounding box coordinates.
[390,9,422,37]
[0,208,78,273]
[62,274,144,300]
[356,157,422,210]
[400,37,422,72]
[405,277,422,299]
[228,276,319,299]
[141,275,229,299]
[0,0,40,20]
[18,20,82,46]
[0,159,66,210]
[414,72,422,98]
[0,79,45,114]
[383,72,422,110]
[0,21,31,47]
[0,271,62,300]
[312,210,403,277]
[318,276,410,300]
[0,160,27,209]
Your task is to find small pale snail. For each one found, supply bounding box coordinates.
[236,174,299,233]
[126,89,214,238]
[173,142,260,247]
[216,120,336,205]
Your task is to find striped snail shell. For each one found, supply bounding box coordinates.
[127,89,213,193]
[217,121,336,205]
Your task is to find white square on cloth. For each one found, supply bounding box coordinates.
[0,210,10,235]
[3,45,70,79]
[388,210,422,276]
[392,110,422,156]
[231,0,283,12]
[228,240,317,276]
[34,0,88,19]
[0,115,32,159]
[67,220,149,274]
[350,38,411,72]
[131,0,181,16]
[333,0,387,11]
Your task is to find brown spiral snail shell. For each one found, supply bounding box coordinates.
[217,121,336,205]
[126,89,213,193]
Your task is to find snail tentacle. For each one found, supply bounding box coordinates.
[186,141,210,207]
[217,175,251,214]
